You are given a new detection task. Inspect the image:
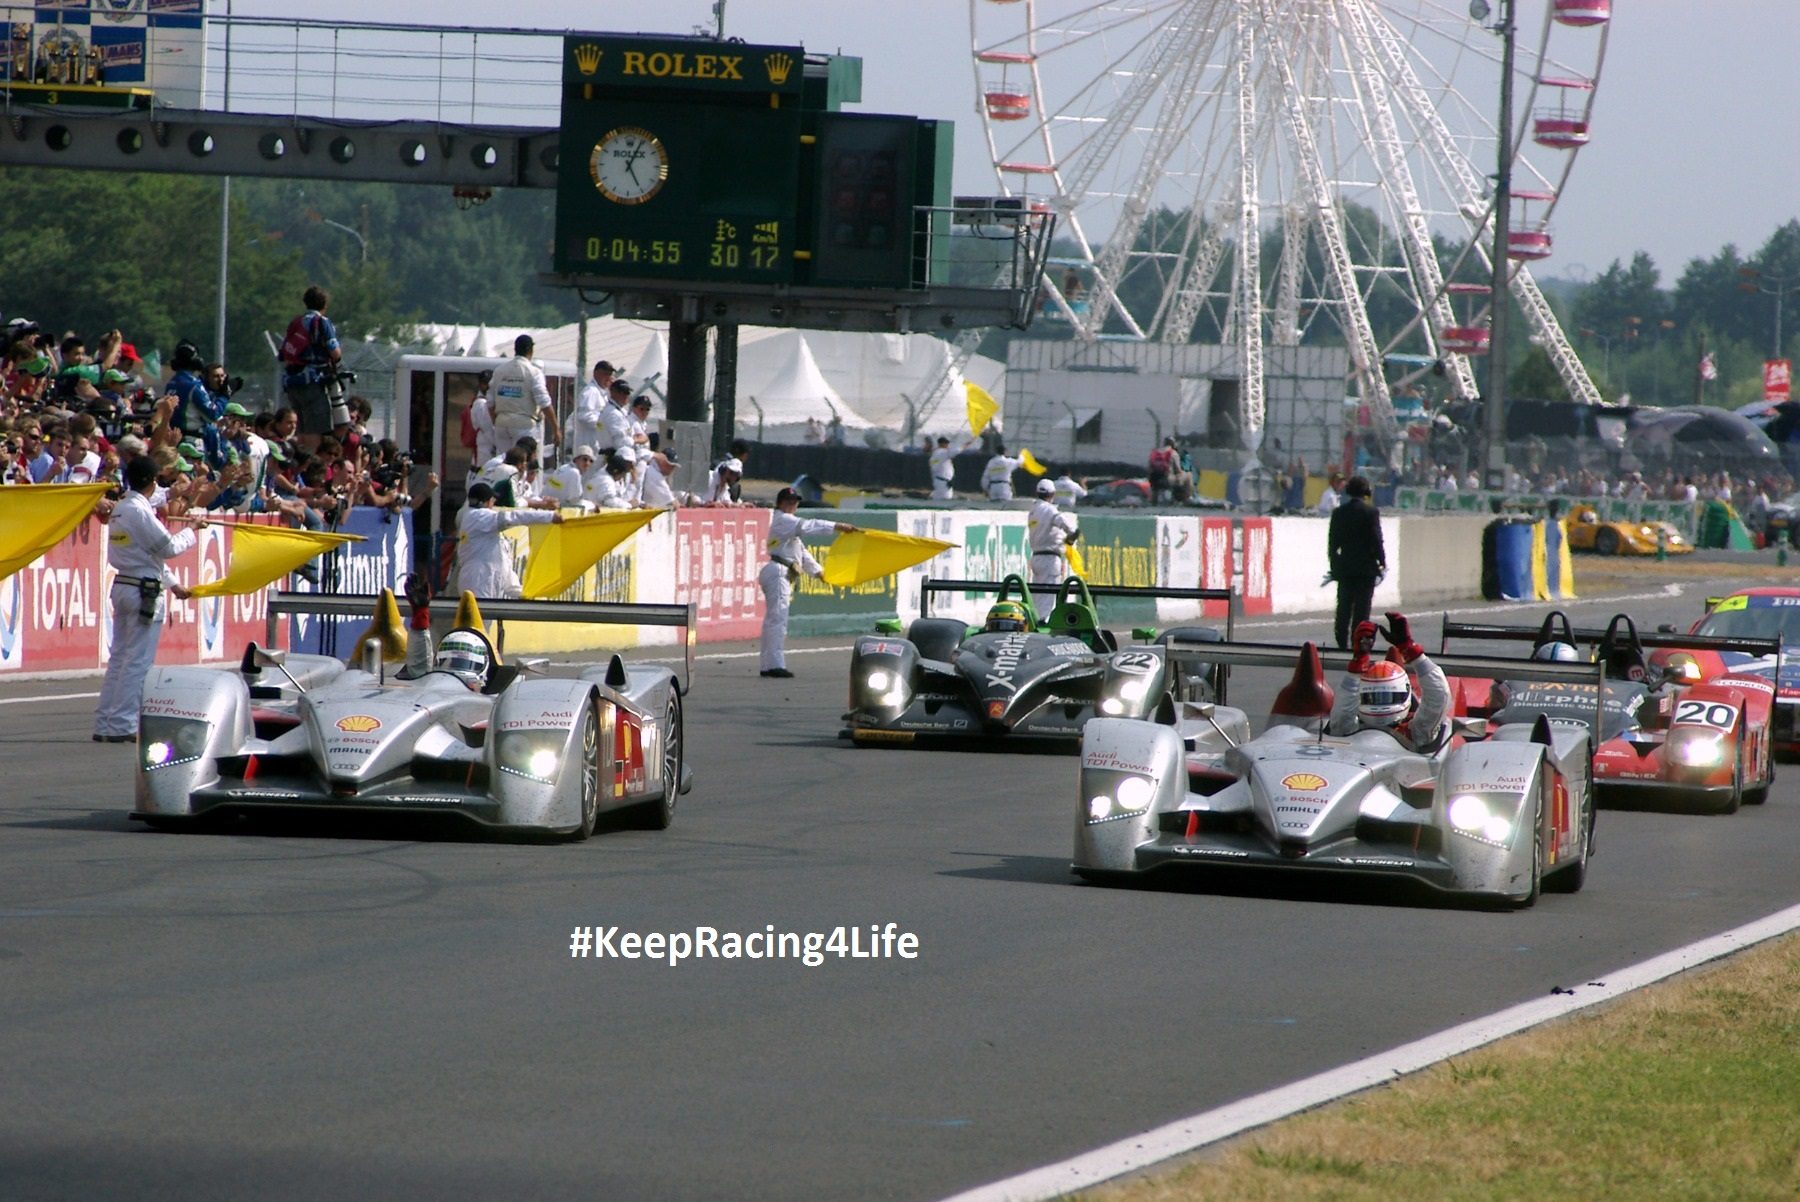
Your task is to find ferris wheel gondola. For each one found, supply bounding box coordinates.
[968,0,1612,448]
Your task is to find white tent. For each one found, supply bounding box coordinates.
[738,331,876,443]
[626,332,668,400]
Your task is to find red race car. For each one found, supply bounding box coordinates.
[1441,612,1780,815]
[1658,589,1800,756]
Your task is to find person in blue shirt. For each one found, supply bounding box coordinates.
[166,341,227,471]
[279,284,343,453]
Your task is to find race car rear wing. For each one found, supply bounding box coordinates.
[1440,619,1781,659]
[1160,637,1607,707]
[268,592,697,694]
[920,578,1236,640]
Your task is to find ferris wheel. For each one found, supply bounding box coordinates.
[968,0,1612,446]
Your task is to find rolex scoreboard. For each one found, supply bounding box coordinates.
[554,35,949,294]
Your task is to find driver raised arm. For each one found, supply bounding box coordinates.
[1328,610,1453,753]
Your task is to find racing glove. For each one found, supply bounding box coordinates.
[403,572,433,631]
[1382,611,1423,663]
[1348,620,1379,673]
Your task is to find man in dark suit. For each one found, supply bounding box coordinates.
[1327,475,1386,649]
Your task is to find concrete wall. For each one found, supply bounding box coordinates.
[1396,515,1492,606]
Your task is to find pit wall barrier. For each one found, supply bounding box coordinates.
[0,506,1508,677]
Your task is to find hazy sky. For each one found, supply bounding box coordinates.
[250,1,1798,283]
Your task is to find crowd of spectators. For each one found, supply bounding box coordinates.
[0,316,438,576]
[1397,458,1794,510]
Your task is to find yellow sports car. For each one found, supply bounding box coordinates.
[1565,504,1692,556]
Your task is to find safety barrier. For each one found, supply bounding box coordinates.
[2,502,1524,678]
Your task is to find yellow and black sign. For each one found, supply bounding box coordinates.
[563,35,804,97]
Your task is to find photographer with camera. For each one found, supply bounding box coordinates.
[278,284,345,453]
[164,342,225,468]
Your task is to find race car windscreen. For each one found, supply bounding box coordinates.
[1493,679,1644,741]
[1693,600,1800,645]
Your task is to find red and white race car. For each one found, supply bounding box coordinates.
[1441,612,1780,815]
[1658,589,1800,756]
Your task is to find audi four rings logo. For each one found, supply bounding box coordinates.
[336,715,382,733]
[1281,772,1328,791]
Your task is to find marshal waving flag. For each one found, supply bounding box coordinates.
[0,483,111,582]
[522,508,663,600]
[965,382,1000,438]
[820,529,954,589]
[189,524,364,598]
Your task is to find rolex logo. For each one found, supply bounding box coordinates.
[763,52,794,86]
[573,43,603,76]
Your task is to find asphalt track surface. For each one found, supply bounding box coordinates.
[5,577,1799,1201]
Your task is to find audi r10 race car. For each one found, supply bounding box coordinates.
[1674,589,1800,755]
[132,592,694,838]
[1074,640,1602,907]
[1441,612,1778,814]
[842,575,1229,748]
[1564,503,1693,556]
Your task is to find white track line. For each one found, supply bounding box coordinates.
[0,690,98,706]
[938,899,1800,1202]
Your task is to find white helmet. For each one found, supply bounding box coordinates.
[1533,641,1581,662]
[435,629,491,686]
[1357,660,1414,729]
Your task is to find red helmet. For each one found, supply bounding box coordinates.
[1357,660,1413,729]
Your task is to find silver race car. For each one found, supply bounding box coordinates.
[1074,640,1604,906]
[843,575,1230,748]
[133,592,694,839]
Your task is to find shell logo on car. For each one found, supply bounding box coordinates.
[336,715,382,734]
[1281,772,1328,791]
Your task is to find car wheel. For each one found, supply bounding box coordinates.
[1545,791,1593,894]
[628,693,681,831]
[572,701,600,841]
[1715,747,1743,816]
[1745,735,1773,804]
[1594,527,1621,555]
[1509,801,1543,908]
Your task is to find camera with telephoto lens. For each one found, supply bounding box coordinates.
[218,375,246,397]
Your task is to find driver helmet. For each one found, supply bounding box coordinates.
[1663,651,1703,683]
[985,601,1030,634]
[1357,660,1414,729]
[1579,509,1599,524]
[434,629,491,687]
[1532,641,1581,662]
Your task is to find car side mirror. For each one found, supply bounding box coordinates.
[1182,701,1217,720]
[1657,623,1676,634]
[1452,716,1489,739]
[874,618,903,635]
[252,646,289,668]
[1133,626,1159,643]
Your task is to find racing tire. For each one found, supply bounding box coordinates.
[1507,802,1544,908]
[1744,734,1772,804]
[571,701,601,841]
[1544,794,1594,894]
[626,693,682,831]
[1713,749,1743,816]
[1593,527,1621,555]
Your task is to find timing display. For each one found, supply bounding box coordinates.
[581,237,685,266]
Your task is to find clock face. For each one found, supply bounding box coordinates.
[589,127,669,205]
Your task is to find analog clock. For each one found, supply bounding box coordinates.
[589,126,669,205]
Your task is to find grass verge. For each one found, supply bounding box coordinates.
[1085,932,1800,1202]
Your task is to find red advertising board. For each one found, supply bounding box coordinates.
[1238,517,1273,616]
[674,509,770,642]
[0,514,281,677]
[1199,519,1233,618]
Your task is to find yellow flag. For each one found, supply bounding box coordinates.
[522,508,662,600]
[820,530,954,588]
[0,483,111,581]
[189,524,363,598]
[1019,448,1048,476]
[966,382,1000,437]
[1063,543,1087,578]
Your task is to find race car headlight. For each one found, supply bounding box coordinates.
[858,666,909,709]
[1086,774,1156,822]
[141,717,209,770]
[497,731,564,782]
[1447,793,1512,844]
[1671,732,1726,767]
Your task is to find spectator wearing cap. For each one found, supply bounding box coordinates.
[543,445,594,509]
[703,456,744,507]
[590,454,636,510]
[570,361,613,459]
[758,486,858,677]
[456,480,564,600]
[93,455,207,742]
[600,377,636,464]
[626,393,655,497]
[489,334,559,454]
[639,446,680,509]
